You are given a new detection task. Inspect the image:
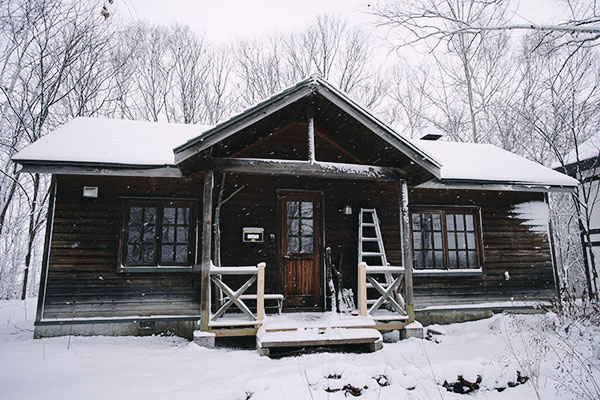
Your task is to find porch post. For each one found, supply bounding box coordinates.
[399,180,415,322]
[307,102,316,164]
[200,170,214,331]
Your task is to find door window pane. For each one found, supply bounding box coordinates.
[287,201,299,218]
[287,236,300,253]
[300,202,313,217]
[301,237,313,254]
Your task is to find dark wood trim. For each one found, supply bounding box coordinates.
[200,171,214,330]
[36,176,57,323]
[408,206,483,272]
[204,158,405,180]
[17,163,183,177]
[417,179,576,193]
[315,84,442,178]
[307,102,315,163]
[278,191,325,310]
[586,228,600,235]
[120,196,199,201]
[399,181,414,321]
[118,199,197,270]
[174,85,316,163]
[545,193,561,301]
[227,122,303,159]
[314,129,363,164]
[36,315,201,325]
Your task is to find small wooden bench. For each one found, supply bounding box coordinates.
[225,294,285,314]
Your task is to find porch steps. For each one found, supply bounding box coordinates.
[256,313,383,356]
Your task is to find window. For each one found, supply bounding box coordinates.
[410,208,481,271]
[121,199,196,271]
[286,200,314,254]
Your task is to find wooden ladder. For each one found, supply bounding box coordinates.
[358,208,393,286]
[358,208,404,308]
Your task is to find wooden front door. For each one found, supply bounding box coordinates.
[279,192,323,310]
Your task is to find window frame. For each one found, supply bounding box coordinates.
[119,197,198,273]
[409,205,484,276]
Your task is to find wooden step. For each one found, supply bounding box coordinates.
[257,327,383,355]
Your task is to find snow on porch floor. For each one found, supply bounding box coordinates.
[261,312,376,331]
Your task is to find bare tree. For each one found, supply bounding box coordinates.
[375,0,517,143]
[517,40,600,297]
[0,0,116,299]
[372,0,600,48]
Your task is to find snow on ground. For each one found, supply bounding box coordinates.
[0,299,598,400]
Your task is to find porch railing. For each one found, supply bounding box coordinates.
[209,262,265,324]
[357,262,408,319]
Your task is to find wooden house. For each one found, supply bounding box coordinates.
[555,135,600,296]
[13,76,577,350]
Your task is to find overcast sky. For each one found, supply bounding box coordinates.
[115,0,566,45]
[115,0,374,43]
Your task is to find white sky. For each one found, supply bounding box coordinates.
[115,0,376,43]
[115,0,567,45]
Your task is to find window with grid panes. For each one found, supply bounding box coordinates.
[286,201,314,254]
[121,200,195,269]
[410,209,481,270]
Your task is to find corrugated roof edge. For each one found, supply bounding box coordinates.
[172,75,442,171]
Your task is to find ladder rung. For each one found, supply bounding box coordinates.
[361,223,376,227]
[361,208,376,212]
[362,252,384,257]
[361,237,379,241]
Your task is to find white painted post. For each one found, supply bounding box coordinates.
[358,262,367,316]
[256,262,266,321]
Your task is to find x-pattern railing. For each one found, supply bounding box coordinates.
[209,263,265,322]
[358,263,407,317]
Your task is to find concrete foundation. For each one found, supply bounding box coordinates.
[34,319,198,340]
[193,331,216,348]
[415,306,544,326]
[415,309,494,326]
[400,321,424,340]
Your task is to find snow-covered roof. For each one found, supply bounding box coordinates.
[13,117,211,167]
[560,134,600,167]
[12,117,577,190]
[415,140,578,188]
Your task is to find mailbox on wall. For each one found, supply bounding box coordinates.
[242,227,264,243]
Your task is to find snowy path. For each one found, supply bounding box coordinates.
[0,299,597,400]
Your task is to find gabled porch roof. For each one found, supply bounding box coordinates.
[173,75,442,179]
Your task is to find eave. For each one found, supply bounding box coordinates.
[417,178,577,193]
[14,160,183,177]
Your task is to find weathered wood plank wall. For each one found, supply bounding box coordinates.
[40,173,555,320]
[41,174,203,319]
[410,188,555,307]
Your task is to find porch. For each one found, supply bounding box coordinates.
[197,238,416,353]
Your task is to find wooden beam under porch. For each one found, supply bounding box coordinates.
[195,158,406,180]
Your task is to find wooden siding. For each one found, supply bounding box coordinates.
[39,173,556,320]
[409,188,556,307]
[217,174,404,303]
[41,174,203,319]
